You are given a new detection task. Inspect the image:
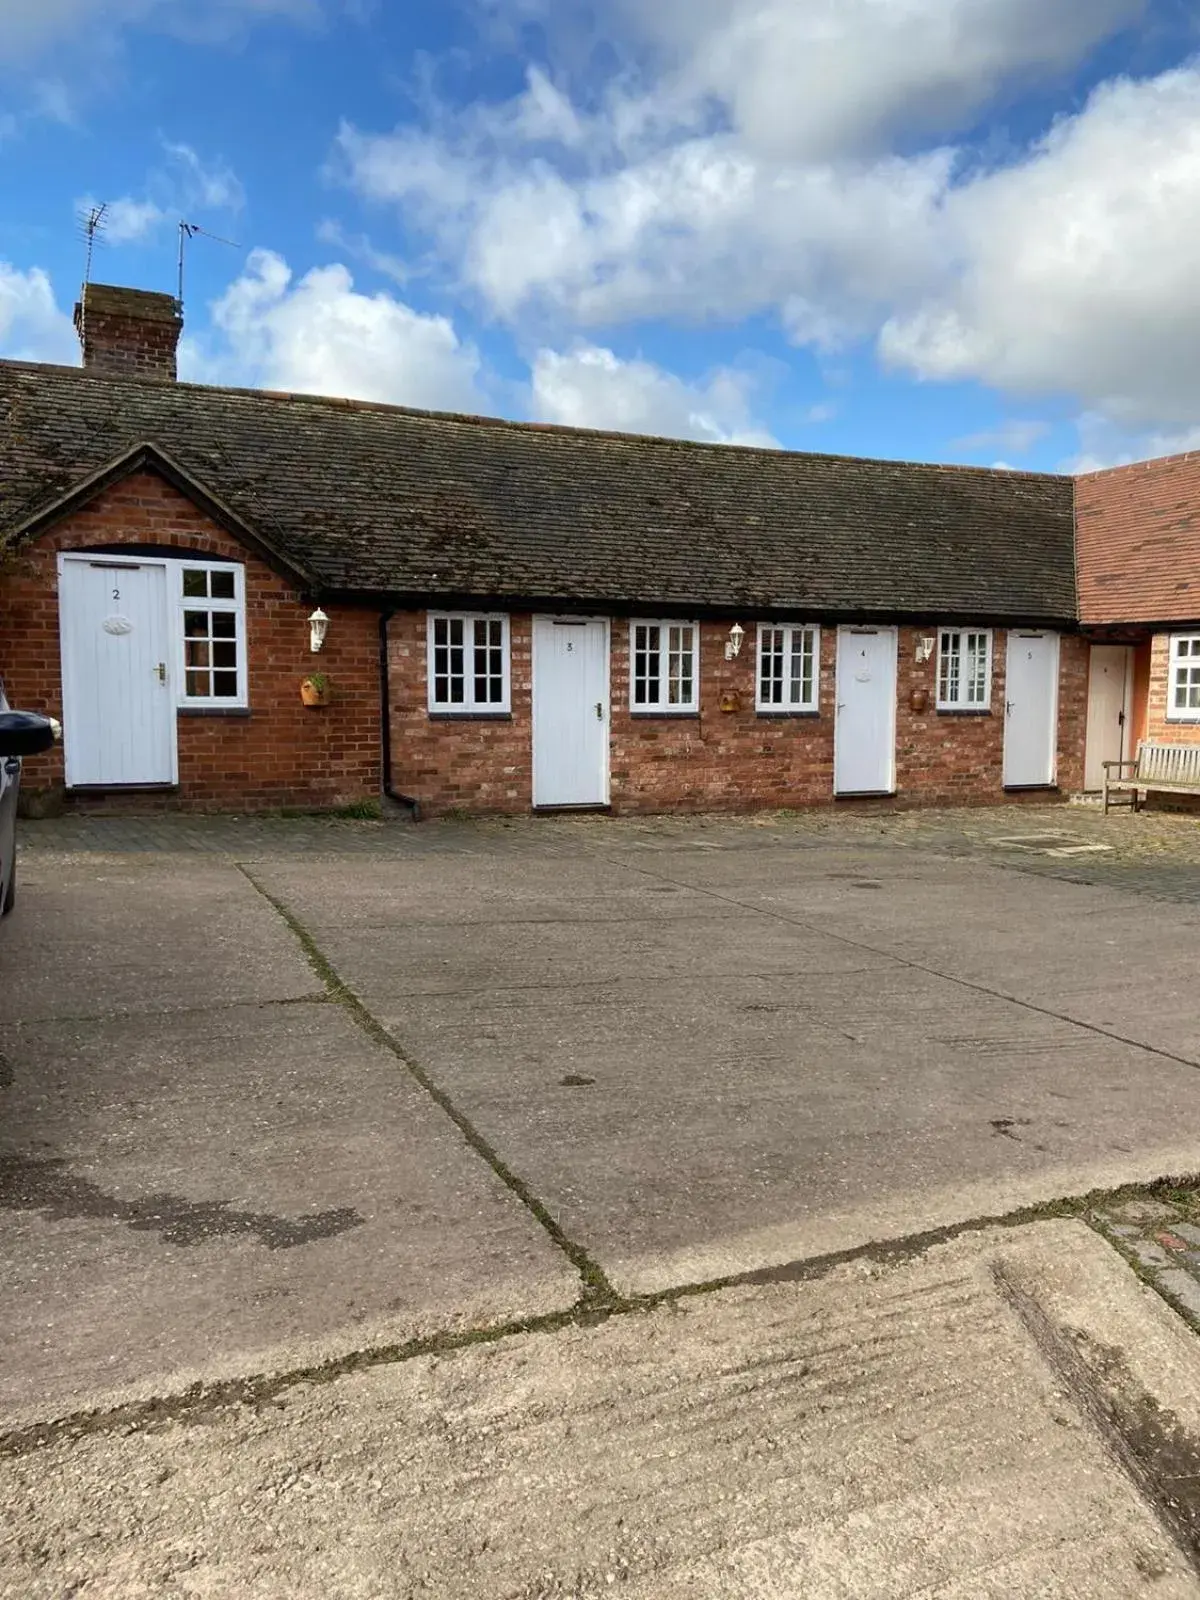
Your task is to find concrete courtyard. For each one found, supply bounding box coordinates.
[4,804,1200,1594]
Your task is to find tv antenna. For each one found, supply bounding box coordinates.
[78,203,108,288]
[177,220,239,309]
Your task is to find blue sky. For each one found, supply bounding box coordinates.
[2,0,1199,472]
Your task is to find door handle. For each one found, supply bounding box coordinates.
[1005,701,1013,716]
[156,663,167,684]
[595,702,604,720]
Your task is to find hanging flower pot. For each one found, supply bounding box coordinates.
[301,673,330,708]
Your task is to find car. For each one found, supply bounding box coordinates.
[0,692,58,916]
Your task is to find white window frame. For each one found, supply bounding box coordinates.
[426,611,512,715]
[756,623,820,713]
[176,559,248,710]
[629,619,700,714]
[936,626,993,711]
[1167,633,1200,721]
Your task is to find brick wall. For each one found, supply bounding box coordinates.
[0,470,380,811]
[389,614,1089,816]
[74,286,183,384]
[388,610,532,814]
[1146,632,1200,746]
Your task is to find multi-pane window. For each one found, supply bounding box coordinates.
[178,563,246,707]
[757,624,819,712]
[937,628,992,710]
[631,621,698,712]
[1168,635,1200,719]
[427,613,510,713]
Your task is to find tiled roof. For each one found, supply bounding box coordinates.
[0,359,1079,620]
[1076,453,1200,626]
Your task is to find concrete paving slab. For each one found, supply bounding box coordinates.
[238,837,1200,1295]
[251,853,764,929]
[0,1000,576,1425]
[1,854,322,1022]
[314,913,891,1001]
[374,963,1200,1292]
[3,1222,1198,1598]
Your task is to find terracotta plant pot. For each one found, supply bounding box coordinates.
[300,677,330,708]
[909,687,929,714]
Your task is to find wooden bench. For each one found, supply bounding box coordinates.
[1103,740,1200,813]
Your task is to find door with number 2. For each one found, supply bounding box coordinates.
[58,556,176,787]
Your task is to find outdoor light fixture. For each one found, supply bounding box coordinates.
[725,621,746,661]
[308,607,330,654]
[915,635,936,664]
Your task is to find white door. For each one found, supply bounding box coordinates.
[1084,645,1132,791]
[59,558,176,787]
[532,617,610,807]
[1003,631,1060,788]
[834,627,897,795]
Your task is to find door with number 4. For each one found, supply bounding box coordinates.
[532,618,609,807]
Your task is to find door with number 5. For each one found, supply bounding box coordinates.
[1003,631,1060,788]
[532,617,609,807]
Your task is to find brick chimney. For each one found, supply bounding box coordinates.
[73,283,183,382]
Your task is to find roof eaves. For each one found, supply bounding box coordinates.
[2,439,318,592]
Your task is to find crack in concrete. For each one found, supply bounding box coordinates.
[0,1153,364,1250]
[6,1176,1200,1462]
[994,1262,1200,1577]
[235,864,618,1312]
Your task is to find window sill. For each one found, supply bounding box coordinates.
[429,710,513,721]
[629,710,700,719]
[755,709,821,719]
[935,707,993,716]
[178,706,251,718]
[1164,717,1200,726]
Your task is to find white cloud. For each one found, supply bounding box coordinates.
[339,5,1200,436]
[953,418,1049,456]
[338,118,953,340]
[335,0,1139,336]
[1063,414,1200,474]
[0,0,320,62]
[0,264,76,364]
[602,0,1145,161]
[165,143,245,212]
[315,220,410,285]
[183,248,487,412]
[530,344,778,445]
[880,64,1200,428]
[80,195,166,244]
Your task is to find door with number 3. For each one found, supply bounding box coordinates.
[532,618,609,807]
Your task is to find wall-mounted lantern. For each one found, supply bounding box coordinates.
[308,607,330,654]
[914,635,936,664]
[725,621,746,661]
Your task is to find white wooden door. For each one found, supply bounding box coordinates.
[1084,645,1132,791]
[59,558,176,787]
[1003,631,1060,788]
[834,626,897,795]
[532,617,609,807]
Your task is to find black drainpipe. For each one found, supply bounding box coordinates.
[379,608,421,820]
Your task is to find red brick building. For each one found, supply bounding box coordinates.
[1075,454,1200,787]
[3,280,1172,821]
